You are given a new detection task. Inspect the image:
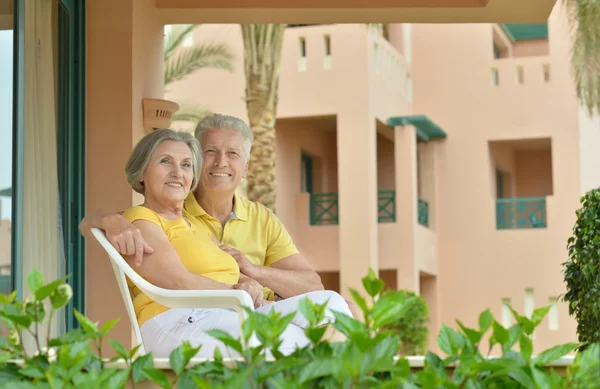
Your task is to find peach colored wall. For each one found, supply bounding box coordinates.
[294,195,340,271]
[489,143,516,198]
[514,149,553,197]
[377,133,395,190]
[578,106,600,195]
[513,39,549,58]
[86,0,163,350]
[411,2,580,352]
[415,226,437,275]
[378,224,402,269]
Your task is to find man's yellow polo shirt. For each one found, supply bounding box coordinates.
[184,193,299,300]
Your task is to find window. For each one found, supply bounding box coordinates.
[298,37,307,72]
[301,153,313,194]
[491,68,499,86]
[516,66,524,85]
[542,64,551,82]
[8,0,86,340]
[323,35,332,70]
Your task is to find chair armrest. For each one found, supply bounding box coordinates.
[144,288,254,312]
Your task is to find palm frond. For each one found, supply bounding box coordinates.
[565,0,600,114]
[164,43,235,86]
[164,24,198,61]
[171,103,213,125]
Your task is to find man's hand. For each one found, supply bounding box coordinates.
[234,275,264,308]
[103,214,153,266]
[214,240,259,278]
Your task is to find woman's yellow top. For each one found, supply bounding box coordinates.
[122,206,239,326]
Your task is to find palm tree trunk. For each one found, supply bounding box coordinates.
[242,24,285,212]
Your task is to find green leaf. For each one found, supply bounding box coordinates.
[349,288,369,316]
[191,375,213,389]
[26,268,43,294]
[205,329,243,354]
[109,339,129,360]
[437,324,464,355]
[531,305,551,327]
[73,309,98,334]
[298,359,336,383]
[222,367,252,389]
[101,318,120,334]
[520,334,533,362]
[105,367,130,389]
[34,277,67,301]
[530,364,553,389]
[533,343,578,366]
[256,357,309,382]
[456,320,483,346]
[168,341,201,375]
[478,309,494,332]
[362,269,385,298]
[143,368,171,389]
[305,326,328,345]
[297,297,318,327]
[17,366,46,379]
[132,353,154,382]
[503,324,522,352]
[331,310,368,337]
[371,293,416,329]
[1,305,33,328]
[492,321,510,347]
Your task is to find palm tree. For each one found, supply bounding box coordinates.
[164,24,235,124]
[565,0,600,114]
[241,24,384,211]
[241,24,286,212]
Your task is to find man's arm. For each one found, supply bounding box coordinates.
[219,246,323,299]
[79,209,153,266]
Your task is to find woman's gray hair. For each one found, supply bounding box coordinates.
[194,114,253,160]
[125,128,201,195]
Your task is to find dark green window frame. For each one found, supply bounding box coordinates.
[11,0,86,331]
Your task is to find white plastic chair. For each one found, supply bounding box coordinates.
[91,227,256,355]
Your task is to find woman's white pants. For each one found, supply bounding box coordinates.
[139,290,353,358]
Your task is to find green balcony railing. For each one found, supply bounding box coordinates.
[496,197,547,230]
[378,190,396,223]
[309,190,399,225]
[418,199,429,227]
[310,193,339,225]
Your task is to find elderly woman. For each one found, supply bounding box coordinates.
[122,128,353,358]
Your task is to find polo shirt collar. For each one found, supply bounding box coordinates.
[184,192,248,221]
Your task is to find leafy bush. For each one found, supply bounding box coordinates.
[383,289,428,355]
[563,188,600,348]
[0,268,598,388]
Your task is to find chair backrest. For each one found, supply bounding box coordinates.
[91,228,147,354]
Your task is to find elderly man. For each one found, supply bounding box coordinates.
[80,114,325,308]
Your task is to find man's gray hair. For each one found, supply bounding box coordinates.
[125,128,201,195]
[194,114,253,160]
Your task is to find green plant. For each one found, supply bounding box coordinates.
[563,188,600,348]
[383,289,428,355]
[0,268,597,388]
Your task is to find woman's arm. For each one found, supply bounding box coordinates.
[126,220,233,291]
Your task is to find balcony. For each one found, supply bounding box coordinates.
[308,190,406,225]
[496,197,547,230]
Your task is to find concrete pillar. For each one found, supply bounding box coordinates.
[86,0,163,350]
[394,125,418,291]
[337,112,379,298]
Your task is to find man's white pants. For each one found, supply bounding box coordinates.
[140,290,353,358]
